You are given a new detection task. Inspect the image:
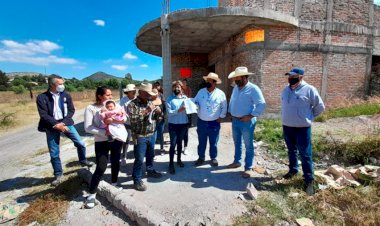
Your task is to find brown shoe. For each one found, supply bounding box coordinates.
[242,170,253,178]
[227,163,241,169]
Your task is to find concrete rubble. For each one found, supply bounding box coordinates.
[315,164,380,189]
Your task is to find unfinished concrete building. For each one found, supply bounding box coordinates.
[136,0,380,112]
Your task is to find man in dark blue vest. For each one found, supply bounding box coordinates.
[36,75,93,186]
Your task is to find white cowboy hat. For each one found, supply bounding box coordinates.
[137,82,156,96]
[123,84,136,92]
[228,66,254,79]
[203,72,222,84]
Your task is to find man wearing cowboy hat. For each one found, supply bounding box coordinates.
[281,67,325,195]
[127,82,163,191]
[227,66,266,178]
[120,83,137,162]
[193,72,227,167]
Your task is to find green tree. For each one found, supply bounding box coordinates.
[0,70,9,91]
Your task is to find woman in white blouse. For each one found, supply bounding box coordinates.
[83,86,125,208]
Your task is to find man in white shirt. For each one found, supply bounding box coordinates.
[193,72,227,167]
[37,75,93,186]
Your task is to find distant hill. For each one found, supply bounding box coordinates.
[83,71,122,81]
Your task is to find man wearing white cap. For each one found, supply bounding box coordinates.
[281,67,325,195]
[227,66,266,178]
[193,72,227,167]
[120,84,137,162]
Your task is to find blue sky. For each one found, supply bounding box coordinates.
[0,0,217,80]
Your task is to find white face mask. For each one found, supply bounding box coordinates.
[56,84,65,92]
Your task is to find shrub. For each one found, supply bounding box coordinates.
[76,87,85,92]
[0,112,15,128]
[11,85,27,94]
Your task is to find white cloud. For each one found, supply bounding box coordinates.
[123,51,137,60]
[94,19,105,27]
[112,65,127,71]
[139,64,149,68]
[0,39,78,66]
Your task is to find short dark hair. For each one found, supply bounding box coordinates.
[48,75,63,88]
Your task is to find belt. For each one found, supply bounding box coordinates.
[232,116,243,120]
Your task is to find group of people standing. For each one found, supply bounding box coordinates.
[36,65,325,209]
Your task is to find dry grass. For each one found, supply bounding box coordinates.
[0,90,118,134]
[16,167,83,226]
[234,181,380,226]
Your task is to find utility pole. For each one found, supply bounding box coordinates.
[161,0,172,99]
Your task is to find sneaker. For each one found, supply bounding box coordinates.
[134,180,147,191]
[51,175,63,187]
[147,170,162,178]
[177,160,184,167]
[84,197,96,209]
[283,171,298,179]
[169,164,175,174]
[305,181,315,196]
[227,163,241,169]
[160,149,165,156]
[80,160,94,167]
[111,183,123,190]
[183,147,188,155]
[194,158,205,166]
[210,159,218,167]
[242,170,253,178]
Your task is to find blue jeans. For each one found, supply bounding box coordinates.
[132,135,155,183]
[196,118,220,160]
[283,126,313,183]
[232,118,256,170]
[168,123,187,163]
[45,125,86,177]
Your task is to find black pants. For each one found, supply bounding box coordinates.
[89,140,123,194]
[169,123,187,164]
[183,127,189,147]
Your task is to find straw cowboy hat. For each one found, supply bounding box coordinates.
[123,84,136,92]
[228,66,254,79]
[137,82,156,96]
[151,88,162,106]
[203,72,222,84]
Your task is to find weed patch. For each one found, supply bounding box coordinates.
[255,119,287,157]
[313,135,380,165]
[0,112,15,128]
[16,169,83,226]
[315,102,380,122]
[234,183,379,226]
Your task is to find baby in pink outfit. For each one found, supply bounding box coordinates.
[100,100,127,141]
